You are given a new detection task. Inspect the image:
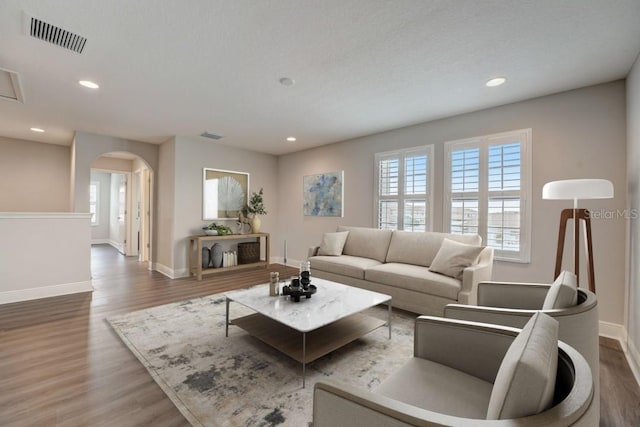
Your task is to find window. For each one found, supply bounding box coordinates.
[444,129,531,262]
[89,181,99,225]
[375,146,433,231]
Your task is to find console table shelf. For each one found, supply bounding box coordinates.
[189,233,270,280]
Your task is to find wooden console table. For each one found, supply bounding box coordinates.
[189,233,270,280]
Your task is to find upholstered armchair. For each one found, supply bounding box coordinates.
[443,272,599,425]
[313,314,593,426]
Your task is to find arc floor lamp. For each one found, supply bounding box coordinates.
[542,179,614,293]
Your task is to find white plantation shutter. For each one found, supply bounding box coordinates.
[445,129,531,262]
[375,146,433,231]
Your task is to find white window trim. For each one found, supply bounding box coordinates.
[374,145,434,231]
[443,129,532,263]
[90,181,100,226]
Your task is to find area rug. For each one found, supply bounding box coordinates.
[107,289,416,427]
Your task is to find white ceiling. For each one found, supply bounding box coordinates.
[1,0,639,155]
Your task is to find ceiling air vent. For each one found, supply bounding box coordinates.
[200,131,223,140]
[0,68,25,103]
[29,17,87,54]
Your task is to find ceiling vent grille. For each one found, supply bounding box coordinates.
[29,17,87,54]
[200,131,223,140]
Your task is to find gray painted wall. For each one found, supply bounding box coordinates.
[0,136,70,212]
[277,81,628,325]
[156,136,279,277]
[627,55,640,370]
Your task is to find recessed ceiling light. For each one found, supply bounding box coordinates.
[486,77,506,87]
[79,80,99,89]
[286,136,297,142]
[30,127,45,132]
[279,77,295,87]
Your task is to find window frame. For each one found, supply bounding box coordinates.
[374,145,434,232]
[443,129,532,263]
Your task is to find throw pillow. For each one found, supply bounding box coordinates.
[428,238,484,279]
[317,231,350,256]
[542,270,578,309]
[486,312,559,420]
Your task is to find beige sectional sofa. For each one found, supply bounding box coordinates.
[308,226,494,316]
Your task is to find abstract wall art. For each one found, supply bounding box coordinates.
[303,171,344,217]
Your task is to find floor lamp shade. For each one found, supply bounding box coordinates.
[542,179,614,203]
[542,179,614,292]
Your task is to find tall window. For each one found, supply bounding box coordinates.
[445,129,531,262]
[89,181,100,225]
[375,146,433,231]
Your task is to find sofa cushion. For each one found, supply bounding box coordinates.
[386,231,482,267]
[310,255,382,280]
[376,357,493,419]
[542,270,578,309]
[486,312,559,420]
[317,231,350,256]
[338,226,393,263]
[429,238,484,279]
[365,263,462,300]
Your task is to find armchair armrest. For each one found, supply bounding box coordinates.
[413,316,518,383]
[458,246,494,305]
[308,246,320,258]
[314,380,480,427]
[477,281,550,308]
[444,304,536,330]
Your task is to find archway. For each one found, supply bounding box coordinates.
[90,151,154,266]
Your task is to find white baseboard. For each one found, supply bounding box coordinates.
[0,280,93,305]
[599,320,626,341]
[271,256,303,268]
[153,262,189,279]
[91,238,110,245]
[154,262,176,279]
[599,321,640,387]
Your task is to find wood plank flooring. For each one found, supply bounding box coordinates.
[0,244,638,426]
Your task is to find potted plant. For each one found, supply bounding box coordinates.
[246,188,267,233]
[203,223,233,235]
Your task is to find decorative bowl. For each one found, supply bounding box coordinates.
[204,229,218,235]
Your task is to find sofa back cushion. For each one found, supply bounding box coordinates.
[386,231,481,267]
[338,226,393,263]
[486,312,559,420]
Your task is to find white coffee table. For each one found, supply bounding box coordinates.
[225,278,392,387]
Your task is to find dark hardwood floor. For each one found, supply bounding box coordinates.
[0,244,638,426]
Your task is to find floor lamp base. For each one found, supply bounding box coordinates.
[554,208,595,293]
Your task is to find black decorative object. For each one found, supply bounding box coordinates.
[282,284,317,302]
[202,247,211,268]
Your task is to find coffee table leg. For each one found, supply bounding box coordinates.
[302,332,307,388]
[388,302,392,340]
[225,298,230,337]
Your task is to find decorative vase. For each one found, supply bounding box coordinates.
[211,243,223,268]
[201,247,211,269]
[251,215,261,233]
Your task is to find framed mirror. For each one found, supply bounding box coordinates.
[203,168,249,220]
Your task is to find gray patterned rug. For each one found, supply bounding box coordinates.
[107,290,416,427]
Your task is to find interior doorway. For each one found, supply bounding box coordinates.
[90,152,153,265]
